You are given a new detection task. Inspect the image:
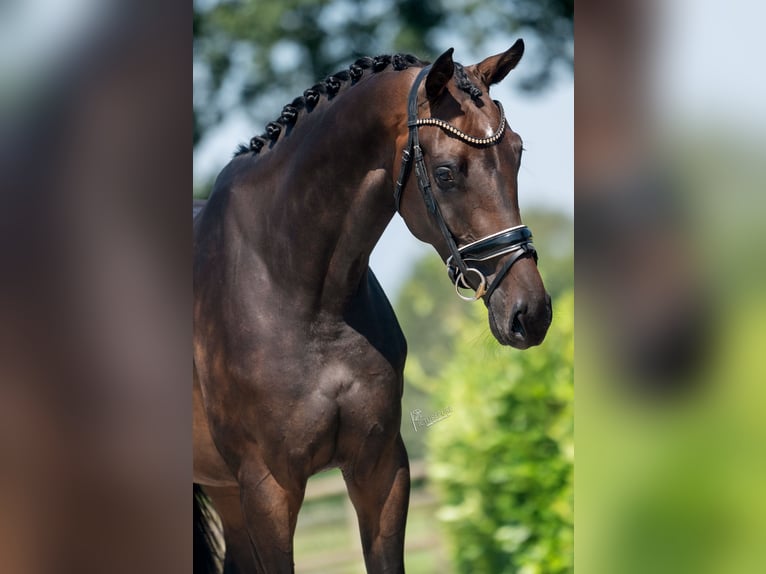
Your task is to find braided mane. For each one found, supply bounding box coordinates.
[234,52,484,157]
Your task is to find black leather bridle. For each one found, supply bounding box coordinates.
[394,65,538,302]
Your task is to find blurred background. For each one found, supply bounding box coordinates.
[193,0,573,572]
[576,0,766,573]
[1,2,189,573]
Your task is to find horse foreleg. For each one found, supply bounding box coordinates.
[238,457,305,574]
[202,485,256,574]
[345,434,410,574]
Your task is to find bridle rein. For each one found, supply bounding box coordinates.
[394,65,538,302]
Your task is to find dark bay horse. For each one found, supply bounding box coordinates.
[193,41,552,573]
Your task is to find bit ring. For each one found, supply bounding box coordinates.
[455,268,487,301]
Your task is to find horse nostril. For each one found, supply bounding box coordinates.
[511,313,525,337]
[511,303,527,338]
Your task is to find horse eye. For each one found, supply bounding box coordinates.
[434,166,454,184]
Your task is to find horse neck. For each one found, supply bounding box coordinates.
[225,72,412,317]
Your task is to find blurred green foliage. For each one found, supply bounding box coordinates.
[193,0,572,148]
[577,296,766,574]
[576,140,766,574]
[395,210,573,572]
[424,291,572,573]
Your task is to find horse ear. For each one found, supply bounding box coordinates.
[426,48,455,100]
[476,39,525,86]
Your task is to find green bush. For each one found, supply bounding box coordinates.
[413,290,573,574]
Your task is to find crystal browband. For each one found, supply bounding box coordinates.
[413,101,506,146]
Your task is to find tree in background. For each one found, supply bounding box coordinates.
[193,0,572,149]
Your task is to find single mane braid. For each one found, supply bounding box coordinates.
[280,105,298,124]
[372,55,392,72]
[249,137,265,152]
[303,88,320,108]
[233,51,485,158]
[349,65,363,81]
[325,75,342,96]
[265,122,281,140]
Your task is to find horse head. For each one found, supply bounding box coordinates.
[395,41,552,348]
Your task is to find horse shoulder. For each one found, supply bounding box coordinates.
[344,269,407,374]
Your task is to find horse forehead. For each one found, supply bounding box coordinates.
[443,92,517,146]
[475,97,503,123]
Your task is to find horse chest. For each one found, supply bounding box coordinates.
[273,325,398,394]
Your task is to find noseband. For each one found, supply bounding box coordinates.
[394,65,538,302]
